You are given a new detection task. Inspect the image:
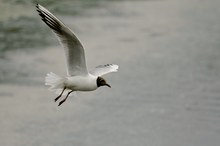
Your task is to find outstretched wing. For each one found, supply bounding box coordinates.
[36,4,88,76]
[90,64,119,77]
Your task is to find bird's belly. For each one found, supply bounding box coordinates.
[70,84,97,91]
[65,77,97,91]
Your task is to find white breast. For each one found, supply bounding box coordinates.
[65,74,97,91]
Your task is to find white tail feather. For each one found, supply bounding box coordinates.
[45,72,65,91]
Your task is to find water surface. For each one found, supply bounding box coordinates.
[1,0,220,146]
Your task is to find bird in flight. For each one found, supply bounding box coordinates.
[36,4,119,106]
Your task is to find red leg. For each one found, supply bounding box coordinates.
[54,87,66,102]
[58,90,73,106]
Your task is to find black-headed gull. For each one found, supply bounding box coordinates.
[36,4,119,106]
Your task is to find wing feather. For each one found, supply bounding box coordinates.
[90,64,119,77]
[36,4,88,76]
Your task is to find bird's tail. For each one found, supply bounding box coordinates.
[45,72,65,91]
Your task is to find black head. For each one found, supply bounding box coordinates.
[96,77,111,88]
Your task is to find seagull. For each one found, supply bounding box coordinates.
[36,4,119,106]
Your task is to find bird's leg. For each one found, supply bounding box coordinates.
[58,90,73,106]
[54,87,66,102]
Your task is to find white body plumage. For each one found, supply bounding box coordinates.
[65,74,98,91]
[45,72,98,92]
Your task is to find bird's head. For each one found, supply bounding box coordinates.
[96,77,111,88]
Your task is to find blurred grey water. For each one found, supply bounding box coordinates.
[1,0,220,146]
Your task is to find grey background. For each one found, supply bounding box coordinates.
[0,0,220,146]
